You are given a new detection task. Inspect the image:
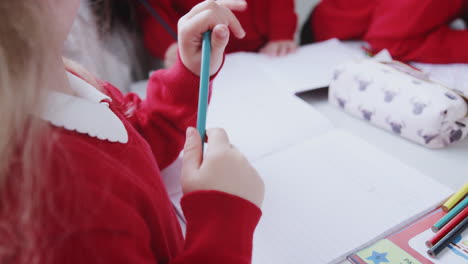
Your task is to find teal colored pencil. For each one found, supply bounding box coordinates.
[197,31,211,149]
[432,196,468,232]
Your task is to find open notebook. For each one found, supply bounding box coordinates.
[206,59,333,161]
[160,41,454,264]
[220,39,367,95]
[251,130,452,264]
[205,51,453,264]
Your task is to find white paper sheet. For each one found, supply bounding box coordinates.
[261,39,367,93]
[160,155,186,234]
[208,55,333,161]
[217,39,367,95]
[251,130,453,264]
[412,63,468,96]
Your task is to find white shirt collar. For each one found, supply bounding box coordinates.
[37,72,129,144]
[67,72,111,103]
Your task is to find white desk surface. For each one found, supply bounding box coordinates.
[297,88,467,192]
[297,89,467,264]
[132,73,467,264]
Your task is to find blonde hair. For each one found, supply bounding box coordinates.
[0,2,106,262]
[0,2,55,263]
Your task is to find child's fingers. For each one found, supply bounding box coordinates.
[267,49,276,57]
[181,0,218,20]
[211,24,230,60]
[206,128,232,151]
[269,45,279,57]
[182,0,246,21]
[287,42,298,53]
[180,1,245,39]
[216,0,248,12]
[278,44,287,56]
[260,44,274,56]
[274,46,281,56]
[283,45,291,56]
[212,4,246,38]
[182,127,203,175]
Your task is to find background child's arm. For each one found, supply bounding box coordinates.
[366,27,468,63]
[260,0,297,56]
[267,0,297,42]
[138,0,178,60]
[310,0,375,41]
[365,0,468,63]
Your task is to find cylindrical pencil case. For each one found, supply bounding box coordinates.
[329,59,468,148]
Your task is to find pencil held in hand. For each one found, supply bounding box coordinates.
[196,31,211,148]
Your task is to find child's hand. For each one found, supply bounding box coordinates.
[178,0,247,76]
[260,40,298,57]
[182,127,265,208]
[164,43,179,69]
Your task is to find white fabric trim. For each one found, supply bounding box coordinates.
[37,72,128,144]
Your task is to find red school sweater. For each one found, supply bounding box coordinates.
[3,59,261,263]
[312,0,468,63]
[137,0,297,60]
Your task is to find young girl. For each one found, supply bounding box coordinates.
[137,0,298,68]
[0,1,264,263]
[304,0,468,63]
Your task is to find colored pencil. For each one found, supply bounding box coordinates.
[426,205,468,247]
[442,183,468,212]
[432,196,468,232]
[196,31,212,149]
[427,217,468,258]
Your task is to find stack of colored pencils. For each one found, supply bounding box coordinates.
[426,183,468,258]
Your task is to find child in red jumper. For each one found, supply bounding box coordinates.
[137,0,298,68]
[0,0,264,263]
[304,0,468,63]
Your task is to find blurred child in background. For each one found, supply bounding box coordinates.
[302,0,468,63]
[137,0,298,68]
